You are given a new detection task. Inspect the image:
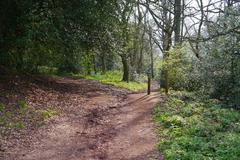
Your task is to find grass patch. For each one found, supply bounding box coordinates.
[0,103,5,112]
[7,122,25,129]
[0,101,29,131]
[84,71,147,91]
[38,108,58,120]
[17,100,29,114]
[0,99,58,135]
[44,70,147,91]
[154,91,240,160]
[38,66,58,75]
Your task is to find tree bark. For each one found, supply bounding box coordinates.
[93,55,97,74]
[174,0,181,45]
[101,52,106,74]
[149,29,154,78]
[121,54,129,82]
[162,0,172,94]
[137,41,144,74]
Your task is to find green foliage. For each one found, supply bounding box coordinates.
[154,91,240,160]
[38,66,58,75]
[38,109,57,120]
[7,122,25,129]
[0,0,120,73]
[158,6,240,106]
[18,100,28,109]
[17,100,29,114]
[0,108,26,130]
[80,53,95,75]
[160,46,199,91]
[85,71,147,91]
[198,32,240,105]
[0,103,5,112]
[194,6,240,105]
[0,116,7,126]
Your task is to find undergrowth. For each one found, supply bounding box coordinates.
[40,69,147,91]
[64,71,147,91]
[85,71,147,91]
[154,91,240,160]
[38,108,58,120]
[0,100,58,135]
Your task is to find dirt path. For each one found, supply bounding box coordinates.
[106,92,163,160]
[2,77,162,160]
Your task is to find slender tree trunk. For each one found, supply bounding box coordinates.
[150,51,154,78]
[149,31,154,78]
[227,0,233,7]
[174,0,181,44]
[162,30,172,94]
[162,0,172,94]
[86,48,92,75]
[101,52,106,74]
[131,13,138,68]
[180,0,185,43]
[121,54,129,82]
[137,44,144,74]
[93,55,97,74]
[136,2,143,74]
[16,50,24,72]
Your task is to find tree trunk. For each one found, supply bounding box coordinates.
[164,70,169,94]
[137,45,144,74]
[162,0,172,94]
[93,55,97,74]
[150,51,154,78]
[163,40,171,94]
[180,0,185,43]
[149,31,154,78]
[101,52,106,74]
[121,54,129,82]
[174,0,181,45]
[162,32,172,94]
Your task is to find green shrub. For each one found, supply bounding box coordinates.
[158,114,185,128]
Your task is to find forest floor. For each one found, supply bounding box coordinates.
[0,75,163,160]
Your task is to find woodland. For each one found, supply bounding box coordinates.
[0,0,240,159]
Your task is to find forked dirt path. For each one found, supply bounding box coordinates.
[3,77,163,160]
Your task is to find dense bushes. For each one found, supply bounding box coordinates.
[0,0,119,74]
[199,35,240,105]
[160,46,201,91]
[159,6,240,106]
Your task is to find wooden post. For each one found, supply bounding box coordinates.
[146,66,151,95]
[147,75,151,95]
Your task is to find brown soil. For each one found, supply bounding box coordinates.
[1,75,163,160]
